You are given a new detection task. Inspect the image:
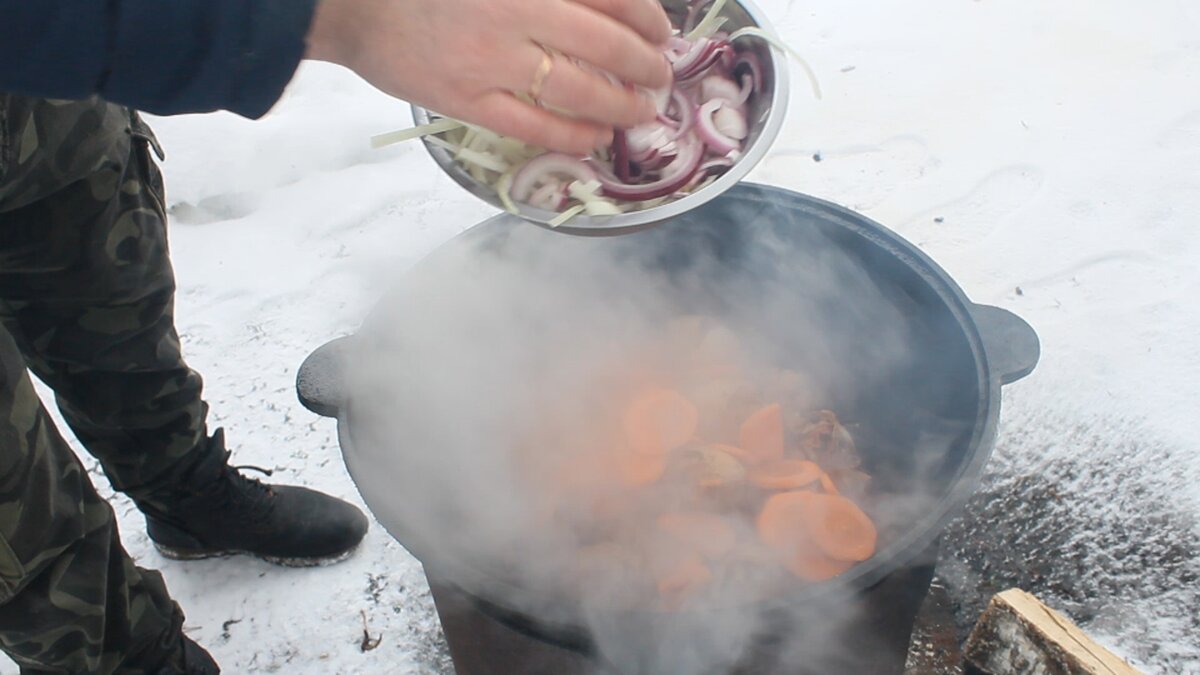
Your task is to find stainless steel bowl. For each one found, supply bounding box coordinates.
[411,0,790,236]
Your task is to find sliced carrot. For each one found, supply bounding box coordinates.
[656,512,737,559]
[787,551,855,582]
[755,491,817,555]
[749,459,823,491]
[738,403,785,463]
[656,555,713,609]
[793,492,877,562]
[757,490,877,574]
[757,493,851,581]
[615,448,668,486]
[623,388,699,456]
[819,472,840,495]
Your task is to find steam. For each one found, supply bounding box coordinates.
[343,202,973,673]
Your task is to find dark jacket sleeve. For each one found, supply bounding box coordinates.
[0,0,319,119]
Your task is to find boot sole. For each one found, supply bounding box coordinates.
[153,542,359,568]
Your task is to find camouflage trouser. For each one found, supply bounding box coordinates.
[0,95,212,673]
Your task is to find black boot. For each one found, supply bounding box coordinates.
[141,429,369,566]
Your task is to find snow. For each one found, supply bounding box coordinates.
[5,0,1200,672]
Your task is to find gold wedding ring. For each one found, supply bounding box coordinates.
[528,49,555,103]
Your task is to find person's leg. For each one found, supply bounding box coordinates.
[0,95,208,504]
[0,323,197,674]
[0,94,367,565]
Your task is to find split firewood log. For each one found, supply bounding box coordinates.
[964,589,1142,675]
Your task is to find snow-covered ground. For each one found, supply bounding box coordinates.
[6,0,1200,672]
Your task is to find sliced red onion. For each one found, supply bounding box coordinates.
[699,157,735,175]
[732,51,763,97]
[667,89,697,141]
[627,137,679,168]
[713,104,747,140]
[665,37,693,60]
[638,148,678,171]
[677,42,734,82]
[681,156,734,193]
[656,113,681,129]
[529,180,568,211]
[670,38,709,76]
[613,129,632,183]
[673,39,732,81]
[511,153,598,202]
[735,73,754,106]
[695,99,741,155]
[625,122,674,158]
[700,75,742,104]
[718,45,737,73]
[652,84,673,114]
[680,169,710,194]
[592,135,705,201]
[632,143,676,165]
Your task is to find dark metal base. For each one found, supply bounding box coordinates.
[430,581,598,674]
[904,579,965,675]
[428,543,938,675]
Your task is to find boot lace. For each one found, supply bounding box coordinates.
[217,450,277,523]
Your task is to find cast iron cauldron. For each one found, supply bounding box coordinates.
[296,183,1039,669]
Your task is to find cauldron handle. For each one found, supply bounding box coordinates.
[969,305,1040,385]
[296,336,353,418]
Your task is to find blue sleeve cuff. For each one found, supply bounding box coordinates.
[101,0,319,118]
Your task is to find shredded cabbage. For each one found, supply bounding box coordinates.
[369,118,464,148]
[495,169,520,214]
[548,204,587,228]
[686,0,729,40]
[569,180,623,216]
[422,136,510,173]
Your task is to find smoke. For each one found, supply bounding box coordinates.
[342,201,975,674]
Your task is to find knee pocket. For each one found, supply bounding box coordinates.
[0,534,25,604]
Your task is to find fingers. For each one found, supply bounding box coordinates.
[468,91,613,155]
[530,1,673,89]
[570,0,673,45]
[526,49,657,129]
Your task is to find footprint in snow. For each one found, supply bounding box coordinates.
[761,135,940,212]
[169,193,262,225]
[902,164,1044,249]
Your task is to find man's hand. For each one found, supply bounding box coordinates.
[305,0,674,155]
